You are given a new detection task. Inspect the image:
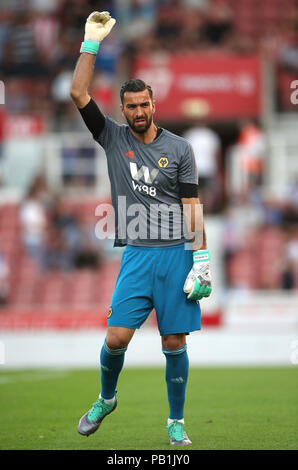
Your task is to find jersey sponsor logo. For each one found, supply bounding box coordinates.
[129,162,159,184]
[125,150,134,159]
[107,307,112,318]
[130,162,159,197]
[132,180,157,197]
[158,156,168,168]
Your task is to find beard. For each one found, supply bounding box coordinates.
[125,113,153,134]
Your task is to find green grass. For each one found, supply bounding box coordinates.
[0,367,297,450]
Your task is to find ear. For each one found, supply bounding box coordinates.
[152,100,156,115]
[120,104,124,117]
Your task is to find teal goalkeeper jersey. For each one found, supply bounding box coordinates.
[96,116,198,247]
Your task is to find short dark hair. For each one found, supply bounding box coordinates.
[120,79,153,104]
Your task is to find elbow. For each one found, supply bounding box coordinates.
[70,87,89,108]
[70,86,81,103]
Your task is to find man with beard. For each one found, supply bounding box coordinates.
[70,11,212,446]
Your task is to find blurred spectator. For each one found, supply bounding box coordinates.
[235,120,267,188]
[285,177,298,209]
[31,174,56,210]
[155,0,185,52]
[50,198,81,262]
[262,197,285,227]
[223,196,298,290]
[282,226,298,289]
[116,0,156,42]
[0,250,10,307]
[42,224,74,271]
[201,0,234,48]
[183,119,222,213]
[279,28,298,73]
[4,79,31,114]
[51,71,74,105]
[223,27,256,55]
[61,145,97,187]
[259,23,290,61]
[179,8,205,52]
[53,29,80,72]
[73,218,103,270]
[0,11,10,64]
[32,9,60,64]
[19,174,56,262]
[2,11,48,77]
[222,206,241,266]
[51,69,75,129]
[42,198,103,271]
[282,176,298,226]
[281,260,295,290]
[19,179,48,261]
[278,3,298,73]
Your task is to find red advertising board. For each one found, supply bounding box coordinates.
[133,54,262,120]
[3,114,45,138]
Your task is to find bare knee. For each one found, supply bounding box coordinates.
[105,327,135,350]
[162,333,186,351]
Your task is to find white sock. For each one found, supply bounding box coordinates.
[99,394,115,405]
[168,418,184,424]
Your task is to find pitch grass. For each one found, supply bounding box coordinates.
[0,367,297,450]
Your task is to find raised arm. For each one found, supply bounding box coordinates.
[70,53,96,109]
[70,11,116,109]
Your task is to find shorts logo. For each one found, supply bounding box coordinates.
[107,307,112,318]
[158,157,168,168]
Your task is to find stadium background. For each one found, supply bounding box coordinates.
[0,0,297,370]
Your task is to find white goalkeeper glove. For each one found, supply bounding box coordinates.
[80,11,116,55]
[183,249,212,301]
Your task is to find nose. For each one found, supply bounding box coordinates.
[135,111,145,121]
[136,109,143,117]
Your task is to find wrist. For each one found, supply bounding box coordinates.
[80,39,100,55]
[193,249,210,263]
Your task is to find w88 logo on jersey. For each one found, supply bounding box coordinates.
[132,180,157,197]
[130,162,158,197]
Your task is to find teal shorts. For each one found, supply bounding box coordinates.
[108,243,201,335]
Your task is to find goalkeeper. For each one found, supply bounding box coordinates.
[70,10,212,446]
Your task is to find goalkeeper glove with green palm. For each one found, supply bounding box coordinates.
[80,11,116,55]
[183,249,212,301]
